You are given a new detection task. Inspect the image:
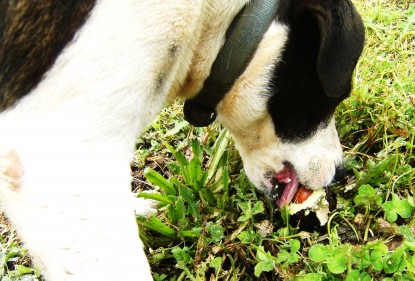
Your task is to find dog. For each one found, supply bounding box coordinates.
[0,0,364,280]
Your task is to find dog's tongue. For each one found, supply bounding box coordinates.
[275,165,299,209]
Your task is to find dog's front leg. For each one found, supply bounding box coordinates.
[0,148,152,280]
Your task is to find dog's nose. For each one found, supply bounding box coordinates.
[334,163,347,182]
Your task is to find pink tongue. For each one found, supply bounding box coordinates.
[275,166,299,209]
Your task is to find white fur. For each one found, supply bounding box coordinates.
[281,118,344,189]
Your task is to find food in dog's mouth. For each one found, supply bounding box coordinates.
[273,165,330,226]
[294,186,313,203]
[288,188,330,226]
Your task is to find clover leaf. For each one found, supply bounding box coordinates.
[254,246,274,277]
[383,193,414,222]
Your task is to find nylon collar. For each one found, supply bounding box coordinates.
[184,0,279,127]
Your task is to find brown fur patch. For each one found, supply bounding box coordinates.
[0,0,96,110]
[0,150,24,190]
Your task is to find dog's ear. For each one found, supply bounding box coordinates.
[315,2,365,97]
[288,0,365,98]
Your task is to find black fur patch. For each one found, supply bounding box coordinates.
[0,0,96,111]
[269,0,364,142]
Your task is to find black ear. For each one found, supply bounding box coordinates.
[316,2,365,97]
[288,0,365,98]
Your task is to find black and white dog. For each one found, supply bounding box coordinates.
[0,0,364,280]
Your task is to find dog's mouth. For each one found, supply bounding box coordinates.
[269,164,332,226]
[272,164,302,209]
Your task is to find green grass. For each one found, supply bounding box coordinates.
[1,0,414,280]
[0,215,42,281]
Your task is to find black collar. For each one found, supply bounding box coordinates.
[183,0,280,127]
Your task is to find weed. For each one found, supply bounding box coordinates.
[0,216,42,280]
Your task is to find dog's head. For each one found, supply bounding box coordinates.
[216,0,364,207]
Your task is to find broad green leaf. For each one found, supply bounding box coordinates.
[153,273,168,281]
[191,139,203,162]
[383,246,405,274]
[165,121,188,136]
[308,244,328,262]
[137,192,174,205]
[178,184,201,218]
[359,184,377,196]
[358,245,372,270]
[188,157,203,191]
[404,241,415,252]
[256,246,273,262]
[172,246,192,266]
[144,168,176,196]
[346,271,371,281]
[287,256,300,267]
[221,168,230,207]
[400,225,415,242]
[168,162,181,175]
[395,198,414,219]
[354,184,382,207]
[209,257,223,272]
[383,193,414,222]
[199,170,209,191]
[290,239,301,253]
[140,216,176,239]
[326,249,347,274]
[238,202,252,222]
[179,227,202,240]
[206,223,225,242]
[165,142,189,168]
[175,196,186,221]
[371,243,388,271]
[237,201,264,222]
[345,270,361,281]
[359,272,372,281]
[168,196,185,224]
[276,250,290,264]
[359,250,372,269]
[199,187,216,206]
[237,230,257,244]
[358,156,398,186]
[15,265,34,275]
[254,261,274,277]
[303,273,323,281]
[383,201,398,222]
[252,201,265,215]
[276,240,300,267]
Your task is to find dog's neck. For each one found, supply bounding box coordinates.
[183,0,280,127]
[170,0,249,101]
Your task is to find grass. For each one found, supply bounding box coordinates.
[0,215,42,280]
[1,0,414,280]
